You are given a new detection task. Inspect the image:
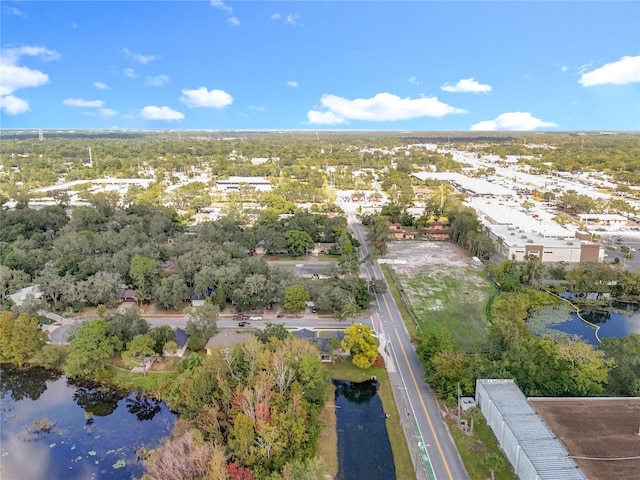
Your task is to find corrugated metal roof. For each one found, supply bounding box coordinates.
[477,379,588,480]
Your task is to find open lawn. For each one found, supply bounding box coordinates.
[446,415,516,480]
[384,241,494,349]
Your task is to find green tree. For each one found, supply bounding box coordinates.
[128,256,158,302]
[149,325,175,355]
[185,301,219,350]
[154,274,188,310]
[0,311,46,365]
[284,230,315,257]
[341,323,378,369]
[122,334,156,375]
[255,323,290,344]
[283,284,310,312]
[65,319,121,379]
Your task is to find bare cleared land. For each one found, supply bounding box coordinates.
[384,240,494,348]
[530,398,640,480]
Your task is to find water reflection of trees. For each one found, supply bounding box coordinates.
[72,386,123,418]
[582,310,612,325]
[333,379,378,404]
[0,366,61,402]
[126,394,162,421]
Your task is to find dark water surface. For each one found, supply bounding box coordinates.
[552,296,640,345]
[0,367,175,480]
[334,379,396,480]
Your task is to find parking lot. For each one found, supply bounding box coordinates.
[599,231,640,272]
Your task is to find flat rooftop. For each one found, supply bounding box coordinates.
[530,398,640,480]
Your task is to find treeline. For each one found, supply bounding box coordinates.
[0,203,373,318]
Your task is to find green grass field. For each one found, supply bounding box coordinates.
[386,266,494,350]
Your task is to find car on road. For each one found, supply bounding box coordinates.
[311,307,317,313]
[248,315,263,321]
[233,314,248,321]
[238,321,250,327]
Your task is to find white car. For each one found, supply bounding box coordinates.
[248,315,263,321]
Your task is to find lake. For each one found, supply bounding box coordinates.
[0,367,175,480]
[333,379,396,480]
[552,302,640,345]
[528,294,640,345]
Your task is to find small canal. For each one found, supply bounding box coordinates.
[334,379,396,480]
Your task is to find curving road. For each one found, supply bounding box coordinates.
[348,212,469,480]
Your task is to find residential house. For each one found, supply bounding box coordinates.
[292,329,348,362]
[8,285,43,307]
[117,287,137,303]
[387,221,415,240]
[423,221,451,241]
[167,328,190,358]
[186,286,207,307]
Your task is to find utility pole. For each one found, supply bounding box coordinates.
[457,381,461,427]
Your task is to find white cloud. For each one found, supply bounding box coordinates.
[145,74,171,87]
[561,65,569,73]
[441,77,491,93]
[93,82,110,90]
[1,46,60,64]
[98,108,118,118]
[578,55,640,87]
[4,6,26,17]
[180,87,233,108]
[63,98,105,108]
[0,94,29,115]
[271,12,300,25]
[307,92,467,125]
[286,81,298,87]
[307,110,347,125]
[470,112,558,131]
[123,48,159,65]
[408,76,420,86]
[0,63,49,96]
[123,68,136,78]
[139,105,184,121]
[227,17,240,26]
[286,13,300,25]
[0,46,60,96]
[0,45,60,113]
[248,105,265,112]
[211,0,232,14]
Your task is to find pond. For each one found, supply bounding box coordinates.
[528,295,640,345]
[553,302,640,345]
[333,379,396,480]
[0,366,175,480]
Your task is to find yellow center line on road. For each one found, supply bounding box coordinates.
[382,294,454,480]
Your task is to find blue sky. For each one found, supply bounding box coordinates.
[1,1,639,131]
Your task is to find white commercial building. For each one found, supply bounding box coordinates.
[475,379,588,480]
[215,176,272,192]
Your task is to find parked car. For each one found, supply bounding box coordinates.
[233,314,248,321]
[238,321,250,327]
[248,315,263,321]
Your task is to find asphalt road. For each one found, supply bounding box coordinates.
[47,314,362,344]
[348,212,470,480]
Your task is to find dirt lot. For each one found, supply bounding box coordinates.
[530,398,640,480]
[383,240,493,348]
